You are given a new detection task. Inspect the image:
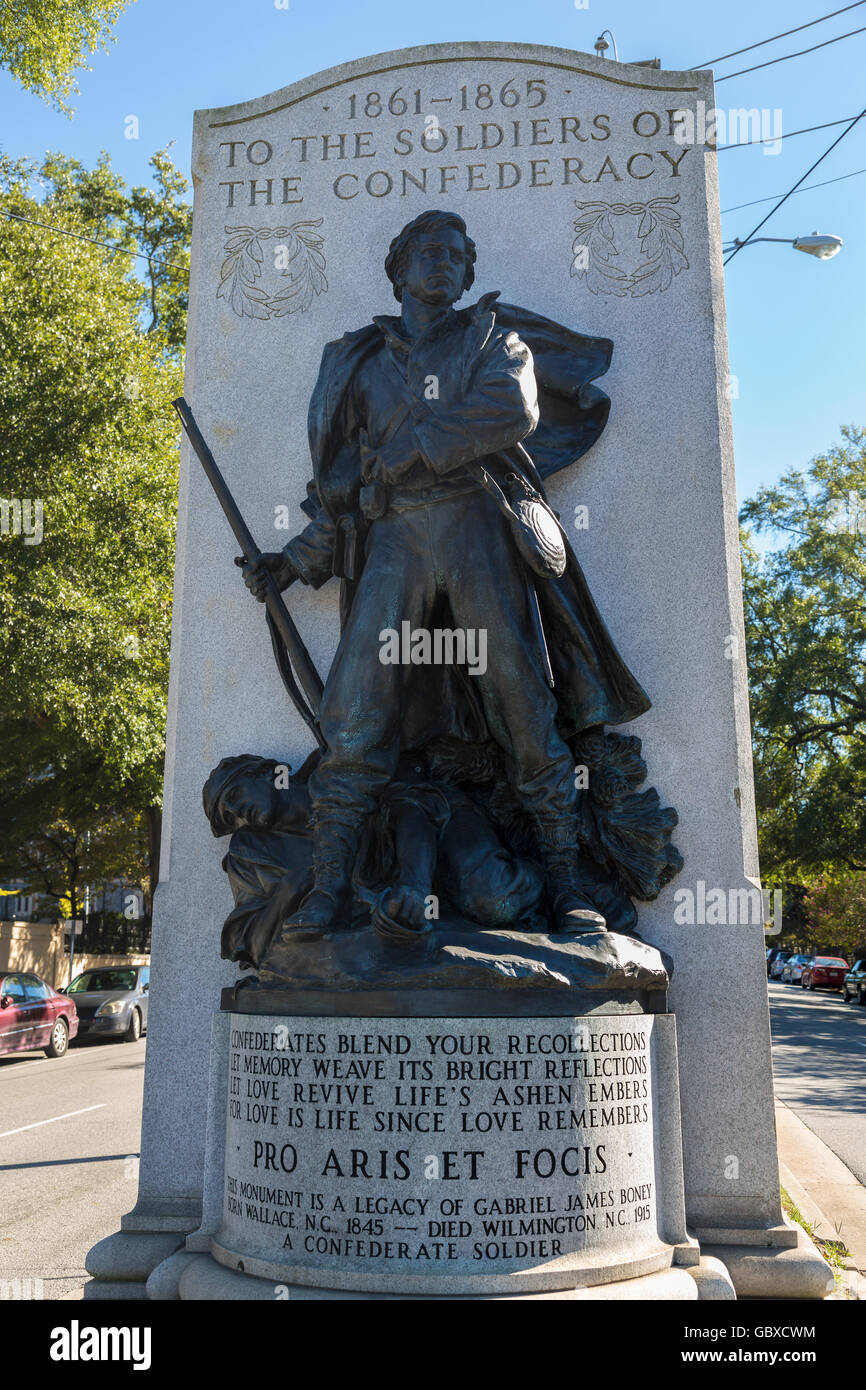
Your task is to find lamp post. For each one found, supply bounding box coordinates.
[594,31,619,60]
[723,233,843,260]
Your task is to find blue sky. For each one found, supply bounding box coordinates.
[1,0,863,502]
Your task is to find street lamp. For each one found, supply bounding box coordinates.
[723,233,843,260]
[594,31,619,60]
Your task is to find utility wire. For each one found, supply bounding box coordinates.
[696,0,866,67]
[718,115,854,151]
[715,22,866,82]
[723,106,866,262]
[0,208,189,277]
[1,141,860,273]
[722,165,866,212]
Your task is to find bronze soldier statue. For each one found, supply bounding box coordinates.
[242,209,653,938]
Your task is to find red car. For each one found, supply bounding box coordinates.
[800,956,848,991]
[0,972,79,1058]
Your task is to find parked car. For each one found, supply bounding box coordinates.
[62,965,149,1042]
[781,954,813,984]
[767,947,789,979]
[841,960,866,1005]
[800,956,848,991]
[769,951,791,980]
[0,972,78,1058]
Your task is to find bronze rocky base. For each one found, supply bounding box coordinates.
[226,924,672,1018]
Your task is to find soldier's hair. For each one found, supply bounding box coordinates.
[385,210,476,302]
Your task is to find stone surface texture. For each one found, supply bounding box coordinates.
[687,1254,737,1300]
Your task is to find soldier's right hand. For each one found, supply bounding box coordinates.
[235,552,296,600]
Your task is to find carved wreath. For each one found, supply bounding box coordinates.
[217,220,327,319]
[571,194,688,298]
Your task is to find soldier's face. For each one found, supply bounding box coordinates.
[402,226,467,306]
[220,775,278,830]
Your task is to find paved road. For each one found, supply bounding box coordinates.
[769,979,866,1185]
[0,1034,145,1299]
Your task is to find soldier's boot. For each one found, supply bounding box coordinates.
[282,819,360,936]
[536,821,607,934]
[586,879,638,934]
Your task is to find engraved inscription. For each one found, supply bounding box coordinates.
[211,75,698,211]
[218,1015,662,1288]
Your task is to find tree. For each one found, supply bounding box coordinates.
[802,874,866,964]
[0,0,133,112]
[34,148,191,345]
[0,149,189,914]
[0,730,148,922]
[740,426,866,878]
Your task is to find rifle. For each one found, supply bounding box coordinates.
[173,397,326,750]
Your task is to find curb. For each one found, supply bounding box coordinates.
[776,1101,866,1298]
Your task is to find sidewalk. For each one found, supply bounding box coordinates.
[776,1100,866,1297]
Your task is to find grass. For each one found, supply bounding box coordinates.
[781,1184,851,1290]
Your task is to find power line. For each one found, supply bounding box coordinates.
[718,115,854,151]
[723,106,866,263]
[715,22,866,83]
[721,165,866,212]
[696,0,866,67]
[0,209,189,277]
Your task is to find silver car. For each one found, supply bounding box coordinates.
[63,965,149,1042]
[780,954,813,985]
[769,952,791,980]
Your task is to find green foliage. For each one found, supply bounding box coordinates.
[128,150,191,345]
[740,426,866,878]
[0,0,132,112]
[24,149,191,347]
[0,150,189,912]
[801,875,866,962]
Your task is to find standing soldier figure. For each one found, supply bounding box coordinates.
[243,210,650,937]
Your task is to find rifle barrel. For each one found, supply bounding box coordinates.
[173,397,325,724]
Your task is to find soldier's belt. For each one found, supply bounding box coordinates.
[360,479,483,517]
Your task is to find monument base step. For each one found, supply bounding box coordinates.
[162,1251,699,1300]
[93,1226,833,1300]
[83,1279,150,1301]
[83,1228,192,1301]
[147,1250,207,1300]
[702,1226,835,1300]
[686,1256,737,1300]
[85,1229,186,1282]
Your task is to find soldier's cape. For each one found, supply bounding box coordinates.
[301,293,651,750]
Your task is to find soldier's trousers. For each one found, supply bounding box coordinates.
[308,487,577,832]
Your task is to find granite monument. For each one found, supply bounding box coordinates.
[85,41,833,1302]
